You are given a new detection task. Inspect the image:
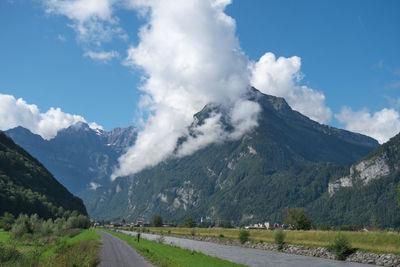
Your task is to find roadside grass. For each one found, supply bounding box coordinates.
[103,229,247,267]
[142,227,400,255]
[42,229,101,267]
[0,228,101,267]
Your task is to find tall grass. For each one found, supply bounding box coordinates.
[0,228,101,267]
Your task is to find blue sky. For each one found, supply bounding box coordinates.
[1,0,400,145]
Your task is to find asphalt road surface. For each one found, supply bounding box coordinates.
[119,230,378,267]
[97,229,154,267]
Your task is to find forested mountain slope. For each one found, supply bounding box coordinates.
[0,131,87,219]
[87,88,381,225]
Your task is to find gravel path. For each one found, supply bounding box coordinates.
[97,229,154,267]
[119,230,378,267]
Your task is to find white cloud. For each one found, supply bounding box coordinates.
[250,52,332,124]
[335,107,400,144]
[176,100,261,158]
[43,0,121,44]
[89,182,101,190]
[84,50,119,62]
[0,94,101,140]
[112,0,261,178]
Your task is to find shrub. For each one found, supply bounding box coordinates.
[184,217,196,228]
[318,224,331,231]
[0,212,15,231]
[0,245,21,263]
[136,233,141,242]
[238,230,250,244]
[190,229,196,236]
[274,229,286,251]
[328,232,354,261]
[220,220,233,228]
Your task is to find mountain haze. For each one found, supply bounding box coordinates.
[87,88,380,224]
[5,123,137,196]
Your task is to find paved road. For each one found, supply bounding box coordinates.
[120,230,378,267]
[97,229,154,267]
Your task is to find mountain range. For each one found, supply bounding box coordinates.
[5,122,137,197]
[5,88,399,228]
[85,88,400,227]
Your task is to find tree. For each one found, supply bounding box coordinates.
[284,208,312,230]
[184,217,196,228]
[151,215,163,227]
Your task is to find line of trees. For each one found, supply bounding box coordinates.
[0,211,90,238]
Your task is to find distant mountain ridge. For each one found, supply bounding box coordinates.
[0,131,87,218]
[86,88,384,225]
[5,122,137,196]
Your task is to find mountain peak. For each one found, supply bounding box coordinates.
[68,121,91,131]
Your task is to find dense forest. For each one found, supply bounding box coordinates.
[0,131,87,219]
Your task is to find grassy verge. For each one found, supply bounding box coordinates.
[0,228,101,267]
[137,227,400,255]
[103,229,247,267]
[0,229,11,244]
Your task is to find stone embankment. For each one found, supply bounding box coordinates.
[177,235,400,267]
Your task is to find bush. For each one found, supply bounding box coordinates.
[274,229,286,251]
[238,230,250,244]
[0,212,15,231]
[184,217,196,228]
[220,220,233,228]
[328,232,354,261]
[0,245,21,263]
[151,215,163,227]
[318,224,331,231]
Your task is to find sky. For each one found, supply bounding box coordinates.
[1,0,400,176]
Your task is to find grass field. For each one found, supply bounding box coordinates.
[0,228,101,267]
[140,227,400,255]
[104,229,247,267]
[0,229,11,242]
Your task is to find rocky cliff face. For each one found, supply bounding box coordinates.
[328,153,391,196]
